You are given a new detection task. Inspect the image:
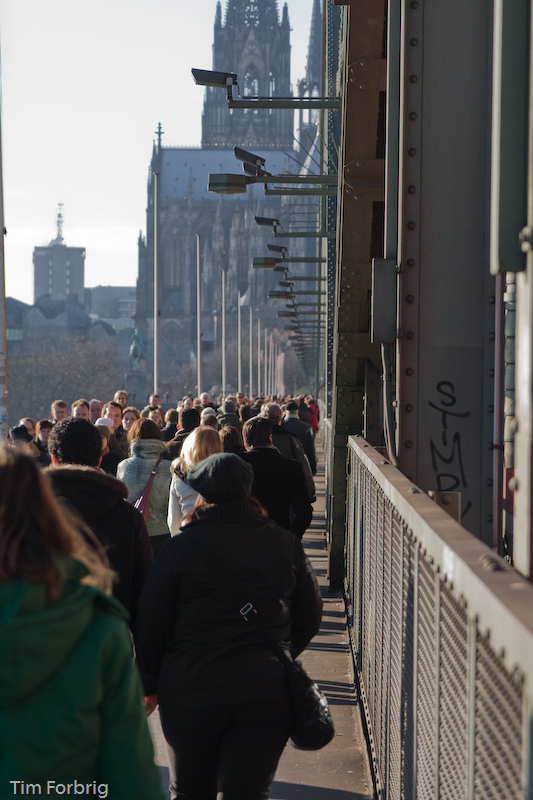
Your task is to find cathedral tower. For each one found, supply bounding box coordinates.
[201,1,293,149]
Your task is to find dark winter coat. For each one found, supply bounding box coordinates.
[282,414,317,474]
[0,556,164,799]
[47,465,153,629]
[240,447,313,538]
[135,500,322,706]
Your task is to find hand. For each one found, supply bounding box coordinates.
[143,694,158,716]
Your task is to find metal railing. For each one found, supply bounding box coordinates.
[344,434,533,799]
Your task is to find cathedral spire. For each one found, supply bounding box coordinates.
[51,203,64,245]
[306,0,322,87]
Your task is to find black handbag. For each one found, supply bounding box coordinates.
[239,600,335,751]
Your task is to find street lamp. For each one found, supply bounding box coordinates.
[255,215,335,239]
[208,173,337,196]
[192,68,341,110]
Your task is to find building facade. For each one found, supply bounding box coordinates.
[135,0,322,388]
[33,206,85,303]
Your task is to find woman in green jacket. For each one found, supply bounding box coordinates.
[0,445,164,800]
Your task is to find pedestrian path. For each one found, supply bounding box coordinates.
[269,445,373,800]
[148,438,374,799]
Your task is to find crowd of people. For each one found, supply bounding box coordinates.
[1,388,324,799]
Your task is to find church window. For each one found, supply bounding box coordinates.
[243,2,259,26]
[162,227,181,290]
[243,71,259,115]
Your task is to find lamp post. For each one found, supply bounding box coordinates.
[221,269,226,396]
[257,318,261,396]
[191,69,341,110]
[249,306,253,396]
[153,170,160,396]
[237,290,242,392]
[196,234,202,396]
[208,173,337,196]
[254,216,335,238]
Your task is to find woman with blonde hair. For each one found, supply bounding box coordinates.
[167,426,222,535]
[0,445,164,798]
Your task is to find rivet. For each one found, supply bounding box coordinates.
[410,38,418,46]
[408,148,417,156]
[489,369,494,377]
[406,258,416,267]
[405,440,413,449]
[406,294,414,303]
[409,75,418,83]
[487,515,493,523]
[406,367,414,376]
[407,221,416,230]
[486,479,493,487]
[409,112,417,121]
[489,295,496,305]
[489,332,495,341]
[408,185,416,194]
[405,404,414,412]
[406,331,414,340]
[411,1,419,8]
[487,405,494,413]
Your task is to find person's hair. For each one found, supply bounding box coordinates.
[0,444,112,602]
[219,425,244,453]
[127,417,162,443]
[36,419,53,434]
[263,402,282,424]
[242,416,272,449]
[183,492,267,525]
[226,395,238,406]
[239,404,252,422]
[176,426,222,473]
[48,418,103,467]
[165,409,178,424]
[103,400,123,415]
[201,416,218,429]
[19,417,36,431]
[51,400,67,411]
[122,406,140,420]
[113,390,129,402]
[179,407,200,431]
[71,398,90,413]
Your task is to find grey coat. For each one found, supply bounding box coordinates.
[117,439,171,538]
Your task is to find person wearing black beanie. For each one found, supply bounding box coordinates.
[136,452,323,800]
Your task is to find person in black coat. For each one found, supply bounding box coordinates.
[136,452,322,800]
[240,416,313,539]
[47,418,153,632]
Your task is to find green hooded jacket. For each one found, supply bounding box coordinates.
[0,556,164,800]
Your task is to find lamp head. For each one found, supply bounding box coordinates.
[192,69,237,91]
[255,216,280,232]
[234,147,269,177]
[208,173,252,194]
[252,257,278,269]
[267,244,288,256]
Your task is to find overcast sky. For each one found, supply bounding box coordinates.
[0,0,315,305]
